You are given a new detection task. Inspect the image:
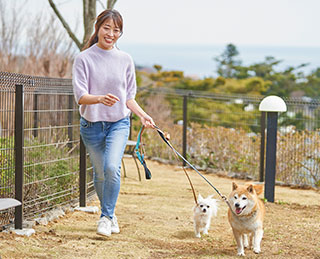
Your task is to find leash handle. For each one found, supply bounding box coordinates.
[135,126,152,180]
[135,126,144,164]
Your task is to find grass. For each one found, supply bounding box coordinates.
[0,158,320,258]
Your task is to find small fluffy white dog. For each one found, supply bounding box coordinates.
[193,194,218,238]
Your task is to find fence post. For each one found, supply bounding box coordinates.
[259,111,266,182]
[14,84,24,229]
[67,95,73,148]
[33,93,38,138]
[129,113,132,140]
[259,96,287,202]
[264,112,278,202]
[183,95,188,166]
[79,136,86,207]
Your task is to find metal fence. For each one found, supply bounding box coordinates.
[0,72,94,229]
[1,72,319,229]
[136,87,320,188]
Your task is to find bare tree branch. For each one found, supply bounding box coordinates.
[48,0,118,50]
[82,0,96,47]
[48,0,82,50]
[107,0,117,9]
[97,0,106,9]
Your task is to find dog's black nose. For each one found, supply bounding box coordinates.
[203,208,206,212]
[235,203,240,208]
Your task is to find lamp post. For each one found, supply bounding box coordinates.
[259,96,287,202]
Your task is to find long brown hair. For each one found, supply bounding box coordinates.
[82,9,123,51]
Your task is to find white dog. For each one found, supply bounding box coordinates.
[193,194,218,238]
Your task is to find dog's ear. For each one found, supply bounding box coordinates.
[247,184,254,193]
[207,195,214,199]
[198,193,203,201]
[232,182,238,191]
[253,184,263,195]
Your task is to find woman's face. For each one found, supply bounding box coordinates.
[97,18,121,50]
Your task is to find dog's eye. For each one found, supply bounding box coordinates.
[242,197,247,200]
[200,205,203,208]
[234,196,237,199]
[207,205,210,208]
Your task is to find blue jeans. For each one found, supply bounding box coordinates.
[80,116,130,219]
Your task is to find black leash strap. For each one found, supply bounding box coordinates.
[154,126,239,215]
[153,126,198,204]
[155,126,227,202]
[134,125,232,209]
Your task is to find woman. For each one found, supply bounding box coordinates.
[72,9,155,237]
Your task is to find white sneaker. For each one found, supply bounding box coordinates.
[111,215,120,234]
[97,216,111,236]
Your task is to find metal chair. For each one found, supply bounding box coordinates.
[0,198,21,211]
[121,140,141,181]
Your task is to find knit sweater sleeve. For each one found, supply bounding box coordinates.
[72,55,88,104]
[126,56,137,101]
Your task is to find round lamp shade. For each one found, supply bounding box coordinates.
[259,95,287,112]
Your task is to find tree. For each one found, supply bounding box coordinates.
[300,68,320,98]
[214,43,242,78]
[248,56,282,78]
[48,0,118,50]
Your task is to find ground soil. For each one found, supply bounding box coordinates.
[0,158,320,259]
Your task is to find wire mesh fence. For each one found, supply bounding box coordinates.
[135,88,263,180]
[277,97,320,187]
[136,87,320,188]
[0,72,94,229]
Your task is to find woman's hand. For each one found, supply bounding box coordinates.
[78,93,120,106]
[141,114,155,129]
[126,99,156,128]
[98,94,120,106]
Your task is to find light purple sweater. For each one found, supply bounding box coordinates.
[72,44,137,122]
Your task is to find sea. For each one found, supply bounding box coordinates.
[118,43,320,79]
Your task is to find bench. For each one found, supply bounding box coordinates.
[122,140,141,181]
[0,198,21,211]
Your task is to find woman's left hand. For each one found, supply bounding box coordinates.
[141,114,155,129]
[126,99,156,128]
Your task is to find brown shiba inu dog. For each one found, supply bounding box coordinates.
[228,182,265,256]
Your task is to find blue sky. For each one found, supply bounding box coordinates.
[22,0,320,47]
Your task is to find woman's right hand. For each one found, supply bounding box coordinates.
[98,93,120,106]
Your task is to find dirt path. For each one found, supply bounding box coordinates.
[1,158,320,258]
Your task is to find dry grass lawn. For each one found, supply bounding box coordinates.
[1,158,320,258]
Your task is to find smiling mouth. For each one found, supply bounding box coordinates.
[104,37,113,43]
[235,206,246,214]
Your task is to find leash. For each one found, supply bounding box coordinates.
[135,125,234,212]
[154,126,226,200]
[134,126,197,203]
[155,126,198,205]
[154,126,240,214]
